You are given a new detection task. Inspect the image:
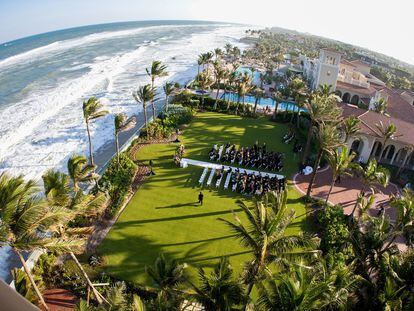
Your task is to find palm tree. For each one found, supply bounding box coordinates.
[145,254,187,309]
[213,62,226,110]
[133,84,156,135]
[257,266,330,310]
[198,71,213,109]
[214,48,223,61]
[252,87,265,115]
[42,170,107,305]
[163,81,176,112]
[82,97,109,166]
[67,155,98,192]
[301,92,342,165]
[235,73,253,115]
[188,257,245,311]
[374,121,397,162]
[289,78,308,127]
[325,147,356,203]
[225,71,238,111]
[146,60,168,120]
[373,98,388,114]
[114,113,136,167]
[0,173,79,310]
[343,116,361,143]
[351,159,390,217]
[306,123,343,198]
[219,191,319,302]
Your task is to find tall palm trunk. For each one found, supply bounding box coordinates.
[326,176,336,203]
[14,248,49,310]
[306,148,323,198]
[351,189,365,218]
[253,97,259,114]
[214,79,220,110]
[85,121,94,166]
[302,123,313,164]
[150,78,156,121]
[296,105,301,128]
[143,103,148,137]
[69,252,104,305]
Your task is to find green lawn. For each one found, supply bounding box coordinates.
[98,112,309,284]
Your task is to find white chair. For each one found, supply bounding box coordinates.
[207,168,216,186]
[224,172,232,189]
[216,173,224,188]
[199,167,208,185]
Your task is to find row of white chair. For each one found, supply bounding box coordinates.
[198,167,208,185]
[224,172,232,189]
[206,168,216,186]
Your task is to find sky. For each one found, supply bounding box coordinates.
[0,0,413,64]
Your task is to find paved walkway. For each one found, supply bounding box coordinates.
[294,167,400,221]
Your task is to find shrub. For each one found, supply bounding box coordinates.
[317,204,352,267]
[99,153,137,216]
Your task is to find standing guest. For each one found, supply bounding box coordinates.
[198,191,204,206]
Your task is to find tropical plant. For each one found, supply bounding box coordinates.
[114,113,136,167]
[42,169,107,304]
[163,81,176,112]
[257,265,330,310]
[235,73,253,115]
[252,87,265,115]
[373,98,388,114]
[373,121,397,162]
[146,61,168,120]
[325,146,356,202]
[219,191,319,302]
[67,155,98,192]
[288,77,309,128]
[145,254,187,309]
[342,116,361,144]
[198,71,213,109]
[212,62,226,110]
[306,123,343,198]
[351,159,390,217]
[301,90,343,164]
[82,97,109,166]
[188,257,245,311]
[0,172,79,310]
[133,84,156,135]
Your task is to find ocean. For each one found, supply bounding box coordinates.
[0,20,249,282]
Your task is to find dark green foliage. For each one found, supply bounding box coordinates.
[12,268,41,304]
[317,204,351,267]
[99,153,137,216]
[140,105,194,139]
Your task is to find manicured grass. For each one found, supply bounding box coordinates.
[99,112,309,284]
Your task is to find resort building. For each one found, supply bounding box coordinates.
[301,49,414,173]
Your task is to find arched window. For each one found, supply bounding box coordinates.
[382,145,395,160]
[335,90,342,97]
[370,141,382,158]
[342,93,351,103]
[351,94,360,105]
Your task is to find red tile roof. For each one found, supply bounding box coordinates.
[350,59,371,67]
[340,59,357,67]
[336,80,377,96]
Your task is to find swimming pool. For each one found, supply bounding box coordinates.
[235,67,261,85]
[220,92,305,112]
